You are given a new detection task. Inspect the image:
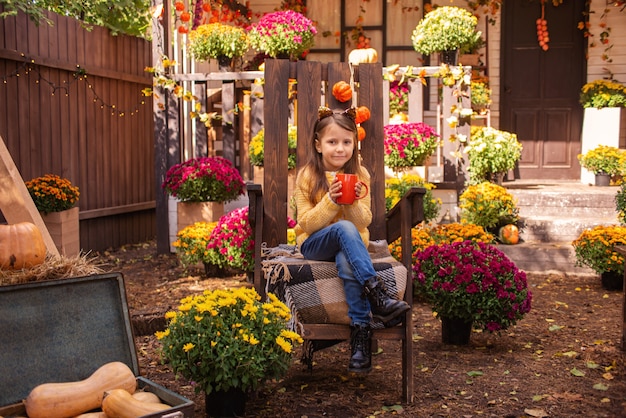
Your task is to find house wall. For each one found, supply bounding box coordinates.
[586,1,626,83]
[245,0,625,131]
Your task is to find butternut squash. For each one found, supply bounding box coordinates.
[102,389,171,418]
[73,413,107,418]
[24,361,136,418]
[131,390,162,404]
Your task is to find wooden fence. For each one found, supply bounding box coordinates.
[0,7,155,251]
[156,62,471,253]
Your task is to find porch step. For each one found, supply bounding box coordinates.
[519,215,619,243]
[498,181,621,274]
[505,181,620,243]
[496,242,594,275]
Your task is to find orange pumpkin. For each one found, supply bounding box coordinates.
[0,222,47,270]
[498,224,519,245]
[355,106,371,124]
[357,126,366,141]
[332,81,352,103]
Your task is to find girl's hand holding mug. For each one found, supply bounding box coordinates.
[334,173,369,205]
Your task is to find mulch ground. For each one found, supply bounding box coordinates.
[93,240,626,418]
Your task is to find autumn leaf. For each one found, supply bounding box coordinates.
[593,383,609,391]
[524,408,549,417]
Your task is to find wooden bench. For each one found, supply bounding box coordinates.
[247,60,425,403]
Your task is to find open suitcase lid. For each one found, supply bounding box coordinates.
[0,273,139,406]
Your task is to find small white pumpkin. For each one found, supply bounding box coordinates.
[348,48,378,65]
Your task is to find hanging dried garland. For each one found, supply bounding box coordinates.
[536,0,550,51]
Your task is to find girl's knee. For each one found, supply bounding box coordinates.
[334,220,359,234]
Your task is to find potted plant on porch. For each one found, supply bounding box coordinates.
[383,122,439,171]
[411,6,479,64]
[162,156,246,233]
[156,287,303,417]
[188,23,249,70]
[247,10,317,60]
[578,145,626,186]
[464,126,522,185]
[572,225,626,290]
[412,240,532,344]
[579,80,626,185]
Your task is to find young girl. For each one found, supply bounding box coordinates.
[293,106,410,373]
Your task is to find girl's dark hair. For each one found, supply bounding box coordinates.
[305,111,361,202]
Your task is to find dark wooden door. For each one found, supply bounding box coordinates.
[501,0,586,179]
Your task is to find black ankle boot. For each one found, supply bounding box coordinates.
[348,324,372,373]
[364,277,410,323]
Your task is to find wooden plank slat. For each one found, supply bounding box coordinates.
[262,59,290,247]
[0,135,59,256]
[295,61,321,168]
[358,63,386,240]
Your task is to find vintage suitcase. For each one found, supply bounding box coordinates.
[0,272,194,417]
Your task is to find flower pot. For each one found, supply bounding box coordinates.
[203,261,230,278]
[595,173,611,187]
[439,49,459,65]
[601,271,623,291]
[40,206,80,256]
[205,388,247,417]
[217,55,233,72]
[459,53,480,66]
[177,201,224,233]
[441,316,473,345]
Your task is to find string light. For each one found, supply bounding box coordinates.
[0,55,147,117]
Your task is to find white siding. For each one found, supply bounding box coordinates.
[244,0,625,127]
[586,1,626,82]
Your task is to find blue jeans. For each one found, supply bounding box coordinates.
[299,220,377,326]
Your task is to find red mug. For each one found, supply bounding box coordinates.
[336,173,369,205]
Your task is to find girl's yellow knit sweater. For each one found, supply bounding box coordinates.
[293,166,372,247]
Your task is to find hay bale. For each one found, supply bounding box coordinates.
[0,253,104,286]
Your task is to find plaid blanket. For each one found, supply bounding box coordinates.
[261,240,408,332]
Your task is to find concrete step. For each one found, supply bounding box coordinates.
[519,215,619,243]
[497,181,621,273]
[508,183,619,218]
[496,242,595,276]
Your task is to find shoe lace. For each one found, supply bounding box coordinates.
[352,327,371,355]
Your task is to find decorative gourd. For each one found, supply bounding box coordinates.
[348,48,378,65]
[355,106,371,124]
[102,389,171,418]
[131,390,162,404]
[357,126,366,141]
[0,222,46,270]
[24,361,137,418]
[498,224,519,245]
[332,81,352,103]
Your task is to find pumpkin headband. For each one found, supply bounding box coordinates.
[318,106,356,122]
